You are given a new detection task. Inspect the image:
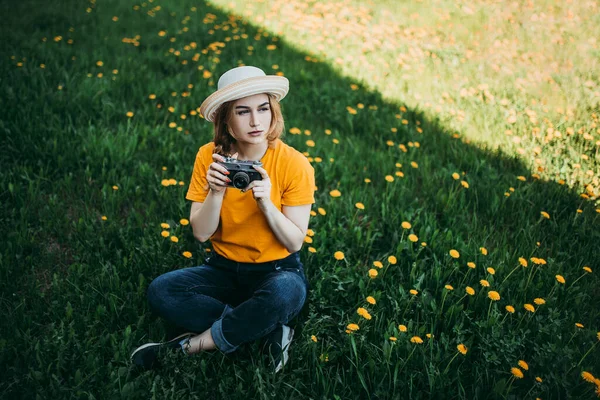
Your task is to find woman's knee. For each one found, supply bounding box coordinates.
[269,272,307,315]
[146,273,171,313]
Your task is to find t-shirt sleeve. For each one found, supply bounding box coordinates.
[281,152,316,206]
[186,148,210,203]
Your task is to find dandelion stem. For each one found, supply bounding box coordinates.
[400,346,417,373]
[401,296,414,321]
[442,352,459,375]
[439,292,448,317]
[577,341,598,367]
[501,265,520,286]
[523,385,535,399]
[486,300,493,325]
[524,265,537,293]
[505,376,515,398]
[569,273,586,289]
[458,268,471,289]
[547,284,556,300]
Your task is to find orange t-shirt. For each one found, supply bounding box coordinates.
[186,138,316,263]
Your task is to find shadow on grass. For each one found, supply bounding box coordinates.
[1,0,599,398]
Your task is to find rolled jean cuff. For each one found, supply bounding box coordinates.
[210,305,236,354]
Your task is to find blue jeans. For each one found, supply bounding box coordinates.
[147,251,308,354]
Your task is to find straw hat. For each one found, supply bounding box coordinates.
[199,66,289,122]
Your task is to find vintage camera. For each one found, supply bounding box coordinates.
[218,157,263,189]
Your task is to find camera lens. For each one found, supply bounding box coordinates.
[232,172,249,189]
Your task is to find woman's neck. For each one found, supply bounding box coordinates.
[233,141,269,161]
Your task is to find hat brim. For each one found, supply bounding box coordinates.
[200,76,289,122]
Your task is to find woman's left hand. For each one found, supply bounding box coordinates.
[242,165,272,207]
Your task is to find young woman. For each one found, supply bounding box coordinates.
[131,66,315,373]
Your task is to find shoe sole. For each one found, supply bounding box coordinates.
[275,326,295,373]
[130,332,195,362]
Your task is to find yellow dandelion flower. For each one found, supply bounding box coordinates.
[583,266,592,273]
[466,286,475,295]
[410,336,423,344]
[480,279,490,287]
[511,367,524,379]
[517,176,526,181]
[409,289,418,295]
[385,175,394,182]
[457,344,468,355]
[556,275,566,284]
[445,284,454,291]
[180,218,189,225]
[304,236,313,244]
[112,185,119,190]
[540,211,550,219]
[334,251,345,260]
[182,251,192,258]
[306,140,315,147]
[170,236,179,243]
[355,202,365,210]
[575,323,584,328]
[488,291,500,301]
[389,336,397,341]
[388,256,397,264]
[506,305,515,313]
[519,257,528,267]
[408,234,419,242]
[161,230,170,237]
[426,333,433,339]
[366,296,376,305]
[101,215,108,221]
[311,335,318,343]
[266,44,277,50]
[357,308,372,320]
[480,247,488,255]
[96,61,104,67]
[346,106,357,115]
[410,161,418,168]
[329,189,341,197]
[289,127,301,134]
[449,249,460,259]
[518,360,529,370]
[373,261,383,268]
[534,298,545,305]
[524,304,535,312]
[149,94,156,100]
[582,371,595,383]
[318,207,326,215]
[364,178,371,183]
[536,377,543,383]
[467,262,476,269]
[398,324,407,332]
[161,223,170,229]
[461,181,469,188]
[368,269,378,279]
[202,70,212,79]
[347,323,359,331]
[401,221,412,229]
[126,111,134,118]
[452,172,460,180]
[487,267,495,275]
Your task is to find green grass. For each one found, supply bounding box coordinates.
[1,0,599,398]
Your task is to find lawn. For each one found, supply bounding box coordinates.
[1,0,599,398]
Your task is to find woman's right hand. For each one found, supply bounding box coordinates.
[207,153,232,194]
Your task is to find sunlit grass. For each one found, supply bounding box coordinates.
[1,0,599,398]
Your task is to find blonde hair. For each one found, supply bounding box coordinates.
[213,93,284,156]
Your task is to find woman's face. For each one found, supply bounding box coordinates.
[227,93,272,146]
